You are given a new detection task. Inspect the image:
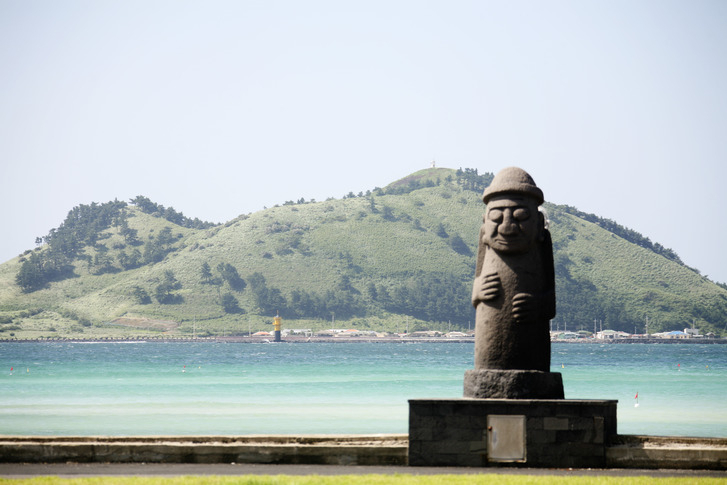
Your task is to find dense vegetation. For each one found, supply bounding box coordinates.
[15,200,128,292]
[14,199,217,293]
[129,196,219,230]
[2,167,726,339]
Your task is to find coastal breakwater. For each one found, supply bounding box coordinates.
[1,434,726,470]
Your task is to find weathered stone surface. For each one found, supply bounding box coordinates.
[468,167,563,399]
[409,399,618,468]
[463,369,564,399]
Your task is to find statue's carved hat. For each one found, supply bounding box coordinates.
[482,167,544,205]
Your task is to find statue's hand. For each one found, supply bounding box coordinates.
[512,293,535,323]
[474,272,501,303]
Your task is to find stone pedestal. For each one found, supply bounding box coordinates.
[409,398,617,468]
[464,369,564,399]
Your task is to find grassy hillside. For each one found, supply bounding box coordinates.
[1,168,726,339]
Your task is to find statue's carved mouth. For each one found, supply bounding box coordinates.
[492,236,528,248]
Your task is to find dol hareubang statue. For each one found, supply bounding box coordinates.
[472,167,554,371]
[409,167,616,468]
[464,167,564,399]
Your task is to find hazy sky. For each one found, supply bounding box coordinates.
[2,1,726,283]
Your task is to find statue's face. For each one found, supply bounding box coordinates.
[483,195,540,254]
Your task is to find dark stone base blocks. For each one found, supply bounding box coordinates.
[409,398,617,468]
[463,369,564,399]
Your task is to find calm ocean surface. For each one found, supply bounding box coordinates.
[0,341,725,437]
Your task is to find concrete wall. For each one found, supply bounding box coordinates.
[607,435,727,470]
[2,433,726,469]
[0,435,408,466]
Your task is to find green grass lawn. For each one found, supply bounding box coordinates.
[2,475,725,485]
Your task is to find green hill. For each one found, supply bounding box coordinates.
[1,167,726,339]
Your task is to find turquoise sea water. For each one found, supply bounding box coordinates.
[0,341,725,437]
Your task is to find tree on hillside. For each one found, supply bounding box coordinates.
[92,245,117,274]
[381,206,396,221]
[376,285,391,306]
[155,270,182,304]
[157,227,177,245]
[16,250,74,293]
[217,263,246,291]
[15,253,46,292]
[368,196,378,213]
[119,217,140,245]
[200,262,214,284]
[366,282,378,300]
[129,196,157,214]
[455,167,493,193]
[131,286,151,304]
[143,239,166,264]
[221,292,244,314]
[118,248,142,270]
[248,272,286,315]
[143,227,178,264]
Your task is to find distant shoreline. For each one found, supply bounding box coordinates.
[553,337,727,344]
[1,336,726,344]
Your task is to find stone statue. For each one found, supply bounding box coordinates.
[464,167,563,399]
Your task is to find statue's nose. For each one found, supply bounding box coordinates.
[499,211,519,235]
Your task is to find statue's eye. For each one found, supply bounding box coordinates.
[488,209,503,222]
[513,208,530,221]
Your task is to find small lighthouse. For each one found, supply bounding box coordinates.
[273,314,282,342]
